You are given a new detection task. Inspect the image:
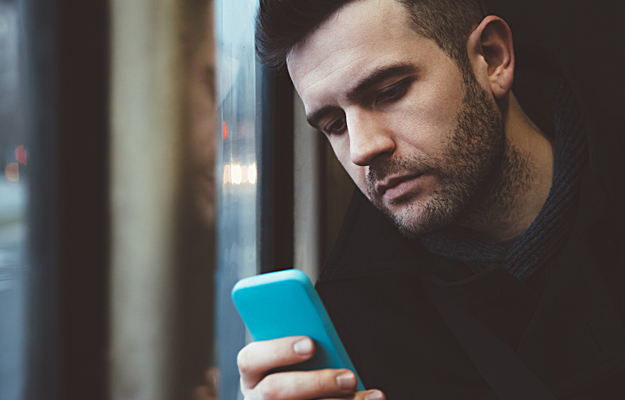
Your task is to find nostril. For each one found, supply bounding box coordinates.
[347,113,395,166]
[350,138,395,167]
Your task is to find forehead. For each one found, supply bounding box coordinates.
[287,0,437,106]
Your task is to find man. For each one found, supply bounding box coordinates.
[238,0,625,398]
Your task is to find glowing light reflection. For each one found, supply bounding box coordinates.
[232,164,242,185]
[248,163,257,185]
[223,163,257,186]
[223,164,231,184]
[241,166,248,183]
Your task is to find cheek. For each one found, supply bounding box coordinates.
[395,89,463,156]
[329,136,369,197]
[344,164,368,197]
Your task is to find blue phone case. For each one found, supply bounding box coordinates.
[231,269,365,391]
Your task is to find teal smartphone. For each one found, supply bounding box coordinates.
[231,269,365,391]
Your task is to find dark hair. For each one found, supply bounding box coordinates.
[255,0,490,71]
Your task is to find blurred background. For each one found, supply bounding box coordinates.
[0,0,621,399]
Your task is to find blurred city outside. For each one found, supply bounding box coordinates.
[0,0,228,397]
[0,1,28,399]
[0,175,27,400]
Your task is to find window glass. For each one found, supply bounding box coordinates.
[0,1,27,399]
[213,0,260,398]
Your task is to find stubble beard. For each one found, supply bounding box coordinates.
[366,71,527,238]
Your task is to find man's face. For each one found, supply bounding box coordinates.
[287,0,505,236]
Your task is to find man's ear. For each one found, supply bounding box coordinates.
[467,16,515,99]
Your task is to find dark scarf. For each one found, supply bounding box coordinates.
[420,75,588,282]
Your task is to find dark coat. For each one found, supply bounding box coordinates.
[315,48,625,399]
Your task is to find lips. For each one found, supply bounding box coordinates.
[375,173,422,201]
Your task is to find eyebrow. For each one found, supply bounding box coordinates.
[306,63,418,130]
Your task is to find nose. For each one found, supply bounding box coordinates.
[347,110,395,166]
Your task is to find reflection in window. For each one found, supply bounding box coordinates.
[213,0,261,398]
[0,1,27,399]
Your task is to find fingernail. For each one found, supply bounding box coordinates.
[365,391,384,400]
[336,372,356,389]
[293,338,313,355]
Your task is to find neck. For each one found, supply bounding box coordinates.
[458,93,554,241]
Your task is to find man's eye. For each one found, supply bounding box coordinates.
[376,81,409,104]
[325,117,346,135]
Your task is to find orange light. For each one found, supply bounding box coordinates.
[5,162,19,182]
[223,121,228,140]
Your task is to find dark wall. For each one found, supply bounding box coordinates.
[495,0,624,125]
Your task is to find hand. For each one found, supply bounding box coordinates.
[237,336,385,400]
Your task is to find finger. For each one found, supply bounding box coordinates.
[254,368,359,400]
[238,336,315,389]
[323,389,386,400]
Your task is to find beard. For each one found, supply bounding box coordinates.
[366,71,508,237]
